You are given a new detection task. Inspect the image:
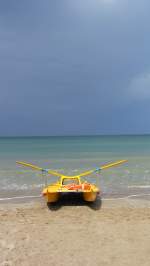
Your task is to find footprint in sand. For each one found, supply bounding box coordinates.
[0,240,15,251]
[1,261,12,266]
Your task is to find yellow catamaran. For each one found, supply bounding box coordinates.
[16,160,127,203]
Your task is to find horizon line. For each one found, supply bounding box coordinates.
[0,133,150,138]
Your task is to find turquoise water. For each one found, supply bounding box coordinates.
[0,135,150,198]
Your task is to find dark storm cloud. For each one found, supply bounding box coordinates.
[0,0,150,135]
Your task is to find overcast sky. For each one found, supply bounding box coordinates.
[0,0,150,136]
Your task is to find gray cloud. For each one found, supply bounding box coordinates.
[128,71,150,100]
[0,0,150,135]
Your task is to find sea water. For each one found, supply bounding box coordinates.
[0,135,150,199]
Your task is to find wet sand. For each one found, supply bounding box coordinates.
[0,196,150,266]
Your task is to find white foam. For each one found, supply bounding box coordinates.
[128,185,150,188]
[0,195,42,201]
[144,170,150,173]
[0,183,44,191]
[103,193,150,200]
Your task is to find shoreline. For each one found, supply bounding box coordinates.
[1,194,150,209]
[1,189,150,205]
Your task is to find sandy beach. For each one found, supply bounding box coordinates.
[1,197,150,266]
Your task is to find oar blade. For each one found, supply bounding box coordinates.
[100,159,127,170]
[16,161,43,171]
[77,159,127,178]
[16,161,64,177]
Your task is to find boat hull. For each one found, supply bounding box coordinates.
[45,192,60,203]
[83,192,98,202]
[44,191,98,203]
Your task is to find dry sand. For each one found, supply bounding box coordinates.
[0,196,150,266]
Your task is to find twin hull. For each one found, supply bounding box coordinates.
[43,191,98,203]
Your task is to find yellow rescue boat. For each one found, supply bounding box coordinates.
[42,176,99,203]
[16,159,127,203]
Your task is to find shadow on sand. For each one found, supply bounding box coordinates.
[47,193,102,211]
